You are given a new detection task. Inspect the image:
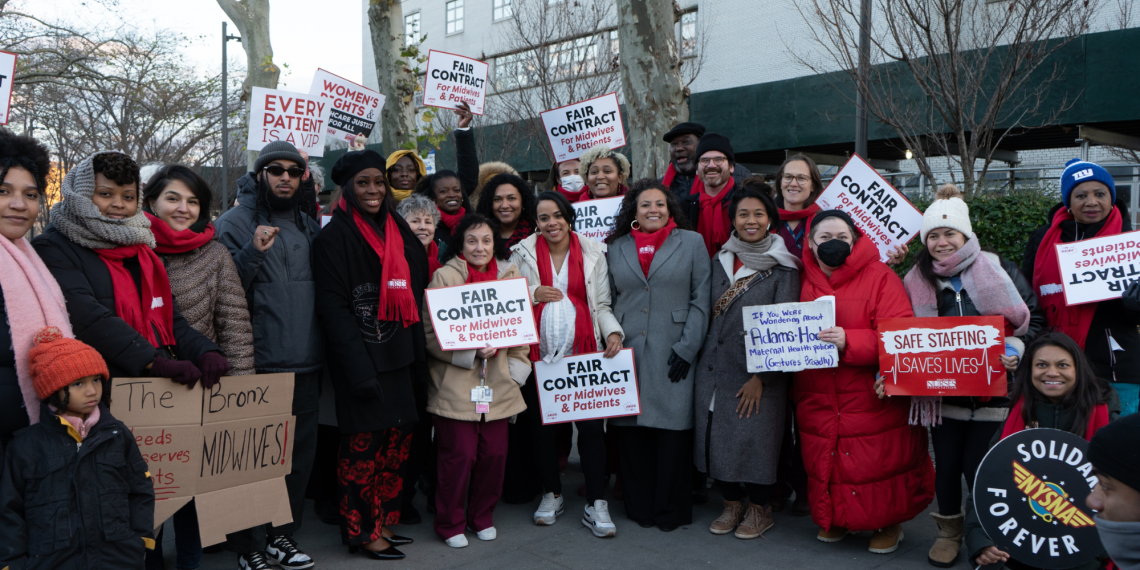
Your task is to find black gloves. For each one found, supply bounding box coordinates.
[196,352,231,390]
[667,351,690,383]
[151,357,203,389]
[1122,280,1140,312]
[351,378,384,400]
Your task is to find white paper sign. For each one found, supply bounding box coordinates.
[309,69,385,144]
[247,87,332,157]
[573,197,623,243]
[0,51,15,125]
[425,277,537,350]
[744,298,838,373]
[815,155,922,262]
[540,93,626,162]
[1055,230,1140,305]
[422,50,488,115]
[533,349,640,424]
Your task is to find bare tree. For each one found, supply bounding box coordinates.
[368,0,417,152]
[1115,0,1134,29]
[0,6,133,92]
[795,0,1096,193]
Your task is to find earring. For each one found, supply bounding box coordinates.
[767,224,771,231]
[631,220,641,231]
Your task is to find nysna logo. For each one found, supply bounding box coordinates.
[638,245,655,255]
[1071,168,1094,182]
[151,297,164,309]
[1040,284,1064,297]
[1013,461,1095,528]
[388,279,408,289]
[927,379,956,389]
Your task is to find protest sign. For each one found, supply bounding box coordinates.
[1055,230,1140,305]
[533,349,640,424]
[879,316,1007,397]
[309,68,385,144]
[743,297,838,373]
[573,196,622,243]
[540,93,626,162]
[422,50,488,115]
[425,277,538,350]
[815,155,922,262]
[246,86,332,156]
[973,429,1101,569]
[0,51,16,124]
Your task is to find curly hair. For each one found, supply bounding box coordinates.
[396,192,441,225]
[730,178,781,229]
[442,213,511,263]
[415,169,473,213]
[579,144,631,182]
[92,152,140,188]
[0,128,52,195]
[606,178,692,245]
[474,173,536,230]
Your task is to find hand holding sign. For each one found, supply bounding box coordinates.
[423,50,488,115]
[878,316,1007,397]
[425,277,538,350]
[455,101,474,129]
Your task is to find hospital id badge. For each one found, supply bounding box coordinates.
[470,386,493,403]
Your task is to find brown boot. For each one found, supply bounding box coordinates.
[709,500,745,535]
[927,512,964,567]
[734,503,774,539]
[869,524,904,554]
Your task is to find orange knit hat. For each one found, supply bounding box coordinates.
[29,327,109,400]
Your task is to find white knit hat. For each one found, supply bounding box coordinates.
[920,184,973,242]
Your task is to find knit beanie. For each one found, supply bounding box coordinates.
[695,132,734,164]
[254,141,307,173]
[1088,412,1140,494]
[920,184,973,242]
[28,327,109,400]
[1060,158,1115,208]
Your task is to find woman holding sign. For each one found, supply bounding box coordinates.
[794,210,934,554]
[475,173,536,249]
[580,144,630,200]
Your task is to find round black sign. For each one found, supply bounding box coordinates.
[973,428,1103,569]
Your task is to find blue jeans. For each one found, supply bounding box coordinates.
[145,500,202,570]
[1114,382,1139,416]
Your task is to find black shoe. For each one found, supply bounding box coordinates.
[349,545,406,560]
[658,523,679,532]
[265,536,314,570]
[386,534,414,545]
[770,496,788,513]
[792,496,811,517]
[425,497,436,515]
[238,552,274,570]
[638,521,655,528]
[400,504,422,525]
[315,499,340,526]
[692,487,709,505]
[203,543,226,555]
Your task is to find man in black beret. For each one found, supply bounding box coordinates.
[661,122,752,203]
[1086,413,1140,569]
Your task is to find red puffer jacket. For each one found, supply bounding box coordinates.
[793,235,935,532]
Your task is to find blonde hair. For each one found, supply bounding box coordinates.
[579,144,631,182]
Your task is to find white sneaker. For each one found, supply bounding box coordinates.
[533,492,565,525]
[444,534,468,548]
[469,526,497,541]
[582,500,617,538]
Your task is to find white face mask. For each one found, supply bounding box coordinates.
[560,175,584,193]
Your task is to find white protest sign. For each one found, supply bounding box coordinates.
[534,349,640,424]
[0,51,15,125]
[815,155,922,262]
[573,196,622,243]
[425,277,538,350]
[422,50,488,115]
[744,298,838,373]
[247,86,332,157]
[540,93,626,162]
[1055,230,1140,305]
[309,68,385,144]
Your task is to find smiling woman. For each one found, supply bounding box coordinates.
[474,173,535,248]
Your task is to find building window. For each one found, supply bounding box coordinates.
[680,11,697,58]
[446,0,464,34]
[493,0,512,21]
[495,50,538,91]
[548,36,599,78]
[609,30,620,58]
[404,12,421,45]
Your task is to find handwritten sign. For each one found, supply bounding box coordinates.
[743,298,838,373]
[1055,230,1140,306]
[422,50,488,115]
[0,51,17,125]
[815,155,922,262]
[540,93,626,162]
[879,316,1007,397]
[573,196,622,243]
[247,86,332,156]
[533,349,640,424]
[309,68,385,143]
[425,277,538,350]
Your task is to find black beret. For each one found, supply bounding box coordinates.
[662,122,706,143]
[331,149,388,188]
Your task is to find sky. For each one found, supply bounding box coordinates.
[30,0,364,93]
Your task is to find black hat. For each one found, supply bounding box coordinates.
[812,209,858,233]
[1088,413,1140,493]
[695,132,734,164]
[662,122,706,143]
[331,149,388,188]
[254,140,307,173]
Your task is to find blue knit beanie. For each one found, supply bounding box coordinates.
[1060,158,1115,208]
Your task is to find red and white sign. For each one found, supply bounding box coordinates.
[0,51,16,125]
[425,277,537,350]
[878,316,1007,397]
[247,86,332,156]
[422,50,488,115]
[309,68,385,143]
[573,196,623,243]
[540,93,626,162]
[1055,230,1140,306]
[534,349,640,424]
[815,155,922,262]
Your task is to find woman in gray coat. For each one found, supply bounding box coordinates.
[694,182,802,541]
[606,179,711,531]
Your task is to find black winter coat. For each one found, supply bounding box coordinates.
[666,164,753,205]
[0,403,155,570]
[30,226,220,379]
[0,291,28,451]
[432,128,479,245]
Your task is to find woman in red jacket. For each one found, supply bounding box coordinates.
[793,210,935,554]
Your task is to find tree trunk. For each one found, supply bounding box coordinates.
[616,0,687,180]
[368,0,417,154]
[217,0,280,170]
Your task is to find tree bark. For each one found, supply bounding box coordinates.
[368,0,417,154]
[616,0,687,180]
[217,0,279,170]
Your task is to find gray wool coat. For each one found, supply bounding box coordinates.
[607,229,711,431]
[693,254,800,484]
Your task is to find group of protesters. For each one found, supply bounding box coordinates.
[0,100,1139,570]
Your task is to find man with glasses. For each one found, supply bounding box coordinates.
[214,140,323,570]
[661,121,751,203]
[682,132,742,257]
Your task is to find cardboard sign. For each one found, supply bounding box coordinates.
[425,277,538,350]
[743,298,838,373]
[0,51,17,125]
[1055,230,1140,306]
[973,429,1102,569]
[309,68,385,143]
[247,86,332,157]
[573,196,623,243]
[533,349,640,424]
[540,93,626,162]
[815,155,922,262]
[422,50,488,115]
[879,316,1008,397]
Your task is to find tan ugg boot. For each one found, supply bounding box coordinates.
[709,501,745,535]
[927,512,964,567]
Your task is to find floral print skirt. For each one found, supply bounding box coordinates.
[338,428,412,545]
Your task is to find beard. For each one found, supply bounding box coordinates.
[673,158,696,176]
[264,184,302,212]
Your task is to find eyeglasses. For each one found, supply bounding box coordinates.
[263,165,305,178]
[782,174,811,185]
[699,156,728,166]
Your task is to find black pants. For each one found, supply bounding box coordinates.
[400,401,437,511]
[773,400,808,502]
[716,479,772,506]
[931,417,1001,516]
[615,425,693,527]
[533,410,606,503]
[501,377,541,502]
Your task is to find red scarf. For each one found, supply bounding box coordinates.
[557,184,589,204]
[999,397,1110,442]
[632,218,677,277]
[439,206,466,233]
[340,199,419,327]
[692,176,734,257]
[145,212,215,255]
[505,218,534,249]
[662,163,678,187]
[94,245,176,348]
[529,234,596,361]
[463,256,499,283]
[778,202,820,222]
[427,241,442,278]
[1032,206,1122,348]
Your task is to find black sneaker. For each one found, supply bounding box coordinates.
[400,503,422,525]
[238,552,274,570]
[265,536,315,570]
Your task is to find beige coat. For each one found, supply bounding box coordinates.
[423,256,531,422]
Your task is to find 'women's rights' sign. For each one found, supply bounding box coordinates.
[743,298,837,373]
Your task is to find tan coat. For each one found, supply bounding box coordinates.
[422,256,531,422]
